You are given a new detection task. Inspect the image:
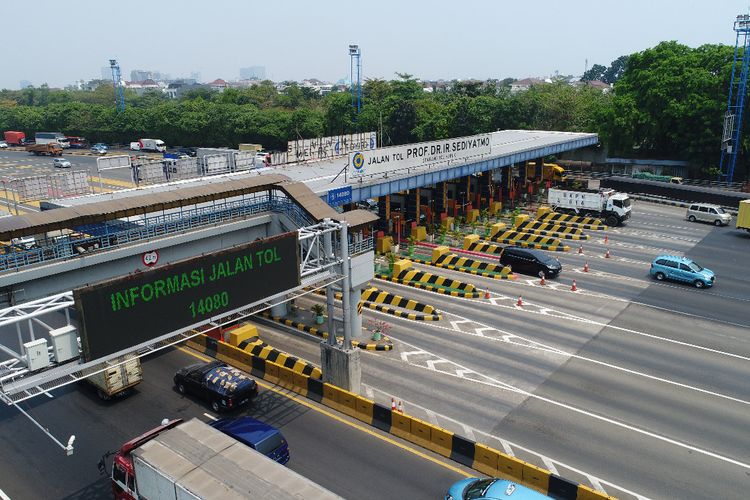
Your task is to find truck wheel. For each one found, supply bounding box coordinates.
[654,272,665,281]
[605,215,619,227]
[211,400,221,412]
[97,389,111,401]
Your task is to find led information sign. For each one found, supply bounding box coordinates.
[75,232,299,361]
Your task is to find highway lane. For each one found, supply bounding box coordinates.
[0,150,134,185]
[258,202,750,499]
[0,346,469,500]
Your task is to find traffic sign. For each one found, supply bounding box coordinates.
[327,186,352,206]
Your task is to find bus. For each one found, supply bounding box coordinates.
[35,132,70,148]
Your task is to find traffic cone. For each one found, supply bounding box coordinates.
[583,261,589,272]
[484,290,490,299]
[516,296,523,307]
[605,248,611,259]
[604,234,609,244]
[397,401,404,414]
[578,244,583,254]
[391,398,397,411]
[571,280,577,292]
[539,275,546,286]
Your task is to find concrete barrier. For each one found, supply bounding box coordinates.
[473,443,500,476]
[409,417,432,449]
[354,397,374,425]
[522,461,550,492]
[496,450,524,481]
[390,411,413,440]
[428,426,453,458]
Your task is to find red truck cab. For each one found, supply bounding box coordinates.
[110,419,183,500]
[3,131,26,146]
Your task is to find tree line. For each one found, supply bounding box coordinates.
[0,41,745,179]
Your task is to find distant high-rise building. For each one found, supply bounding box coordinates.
[19,80,32,89]
[190,71,202,83]
[130,69,153,82]
[240,66,266,80]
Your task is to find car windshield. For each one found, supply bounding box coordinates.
[715,207,726,214]
[254,433,286,455]
[464,479,496,499]
[688,261,703,272]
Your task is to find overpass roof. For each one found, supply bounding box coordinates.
[0,175,377,239]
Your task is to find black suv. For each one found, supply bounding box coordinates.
[499,247,562,278]
[174,361,258,412]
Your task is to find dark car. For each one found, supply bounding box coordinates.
[210,416,290,465]
[174,361,258,412]
[499,247,562,278]
[176,146,197,157]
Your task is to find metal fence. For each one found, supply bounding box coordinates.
[0,191,321,272]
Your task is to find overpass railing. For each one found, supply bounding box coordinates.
[0,191,317,272]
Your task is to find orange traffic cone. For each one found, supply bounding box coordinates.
[539,275,546,286]
[604,234,609,244]
[571,280,578,292]
[484,290,490,299]
[578,244,583,254]
[605,248,611,259]
[397,401,404,414]
[516,296,524,307]
[391,398,397,411]
[583,261,589,272]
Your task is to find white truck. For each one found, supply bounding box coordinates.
[108,418,341,500]
[548,187,632,226]
[131,138,166,153]
[87,354,143,400]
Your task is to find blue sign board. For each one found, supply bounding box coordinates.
[327,186,352,206]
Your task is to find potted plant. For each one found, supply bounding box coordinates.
[367,319,391,341]
[311,304,326,325]
[407,236,416,257]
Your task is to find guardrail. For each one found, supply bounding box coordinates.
[0,193,318,272]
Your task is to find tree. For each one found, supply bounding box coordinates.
[582,64,606,82]
[602,55,629,84]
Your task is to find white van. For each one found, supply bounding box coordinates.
[686,203,731,226]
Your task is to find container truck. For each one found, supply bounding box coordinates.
[548,187,632,226]
[25,143,63,156]
[737,199,750,233]
[526,162,567,183]
[35,132,69,148]
[131,138,166,153]
[106,417,340,500]
[4,131,26,145]
[86,354,142,400]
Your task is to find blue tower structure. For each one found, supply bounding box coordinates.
[719,14,750,183]
[349,45,362,116]
[109,59,125,112]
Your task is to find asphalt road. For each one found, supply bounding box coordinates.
[0,346,469,500]
[253,202,750,499]
[0,150,135,187]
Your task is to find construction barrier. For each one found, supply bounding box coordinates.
[260,312,394,351]
[536,211,607,230]
[376,269,481,298]
[514,220,589,240]
[490,230,570,252]
[185,333,613,500]
[314,287,442,321]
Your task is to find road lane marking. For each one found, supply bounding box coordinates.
[175,345,474,477]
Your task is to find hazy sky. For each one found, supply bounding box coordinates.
[3,0,748,89]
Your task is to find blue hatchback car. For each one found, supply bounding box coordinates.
[210,416,290,465]
[446,478,550,500]
[650,255,715,288]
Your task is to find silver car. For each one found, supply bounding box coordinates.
[52,158,72,168]
[686,203,731,226]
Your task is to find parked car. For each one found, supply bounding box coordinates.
[176,146,197,157]
[498,247,561,278]
[174,360,258,412]
[650,255,715,288]
[91,143,108,155]
[0,141,8,149]
[210,416,290,465]
[52,158,72,168]
[686,203,731,226]
[445,478,550,500]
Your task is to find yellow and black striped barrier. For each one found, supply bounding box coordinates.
[491,230,570,252]
[514,221,589,240]
[186,333,614,500]
[376,268,481,298]
[312,287,442,321]
[536,212,607,230]
[260,312,394,350]
[405,253,514,280]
